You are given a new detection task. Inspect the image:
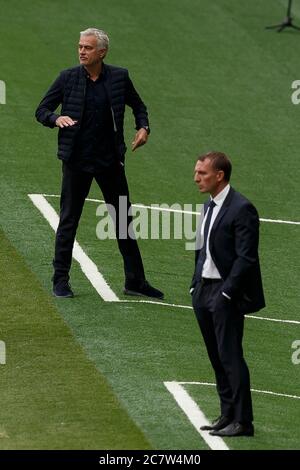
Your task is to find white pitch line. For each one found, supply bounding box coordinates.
[42,194,300,225]
[30,193,300,325]
[250,388,300,401]
[176,381,300,401]
[120,300,300,325]
[164,380,300,450]
[260,217,300,226]
[28,194,119,302]
[120,299,194,309]
[248,315,300,325]
[164,381,229,450]
[42,194,199,215]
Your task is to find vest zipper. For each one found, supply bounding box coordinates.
[111,106,117,132]
[79,78,87,126]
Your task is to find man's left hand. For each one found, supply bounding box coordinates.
[131,128,148,151]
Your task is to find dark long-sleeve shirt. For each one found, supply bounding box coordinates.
[70,69,116,172]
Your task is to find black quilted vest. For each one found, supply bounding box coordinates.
[57,64,128,161]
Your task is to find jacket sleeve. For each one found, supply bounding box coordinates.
[125,72,149,131]
[35,72,65,128]
[222,203,260,298]
[190,249,200,290]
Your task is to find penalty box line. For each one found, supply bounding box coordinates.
[29,194,300,326]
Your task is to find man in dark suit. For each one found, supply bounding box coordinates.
[35,28,163,300]
[191,151,265,437]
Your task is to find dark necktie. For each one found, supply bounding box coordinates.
[195,199,216,281]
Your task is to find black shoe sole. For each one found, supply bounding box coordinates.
[210,429,254,437]
[123,288,164,300]
[53,292,74,298]
[201,421,231,431]
[210,432,254,437]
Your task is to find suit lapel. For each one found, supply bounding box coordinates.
[198,201,209,249]
[209,187,235,241]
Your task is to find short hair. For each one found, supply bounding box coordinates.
[197,151,232,182]
[80,28,109,50]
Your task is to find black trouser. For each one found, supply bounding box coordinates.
[192,279,253,423]
[53,161,145,284]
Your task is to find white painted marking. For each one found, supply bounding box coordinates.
[260,218,300,226]
[121,299,193,309]
[0,427,9,439]
[248,315,300,325]
[0,80,6,105]
[0,340,6,365]
[250,388,300,400]
[28,194,119,302]
[176,381,300,401]
[29,194,300,325]
[164,381,300,450]
[42,194,300,225]
[120,300,300,325]
[164,381,229,450]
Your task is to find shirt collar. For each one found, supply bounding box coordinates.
[83,63,106,81]
[211,184,230,206]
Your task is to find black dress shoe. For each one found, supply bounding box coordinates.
[200,415,232,431]
[124,280,164,299]
[210,422,254,437]
[53,280,74,298]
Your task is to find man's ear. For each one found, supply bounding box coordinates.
[99,48,107,59]
[217,170,225,182]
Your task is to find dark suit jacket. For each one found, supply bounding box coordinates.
[191,187,265,314]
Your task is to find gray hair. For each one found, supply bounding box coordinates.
[80,28,109,50]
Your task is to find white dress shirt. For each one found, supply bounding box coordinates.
[201,184,231,279]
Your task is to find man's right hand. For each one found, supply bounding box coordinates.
[55,116,78,128]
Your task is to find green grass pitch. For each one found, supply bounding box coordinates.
[0,0,300,449]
